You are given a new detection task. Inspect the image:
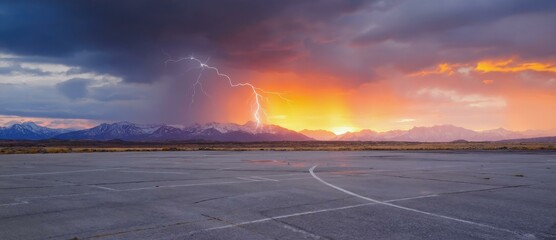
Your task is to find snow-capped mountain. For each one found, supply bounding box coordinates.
[177,121,311,141]
[334,125,529,142]
[185,122,258,135]
[1,121,551,142]
[0,122,73,140]
[55,122,163,141]
[53,121,312,141]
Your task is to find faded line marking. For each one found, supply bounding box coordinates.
[119,170,190,175]
[218,167,241,170]
[186,194,439,236]
[0,168,124,177]
[1,178,277,207]
[236,177,261,181]
[121,179,264,191]
[249,176,279,182]
[0,200,29,207]
[1,174,316,208]
[87,185,117,191]
[190,203,374,235]
[23,192,98,200]
[282,224,321,239]
[309,165,528,237]
[1,180,261,207]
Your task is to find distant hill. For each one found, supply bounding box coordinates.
[300,129,336,141]
[335,125,533,142]
[497,136,556,143]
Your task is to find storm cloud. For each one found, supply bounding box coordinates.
[1,0,555,84]
[1,0,555,130]
[0,0,370,83]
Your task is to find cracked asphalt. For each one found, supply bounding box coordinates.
[0,151,555,239]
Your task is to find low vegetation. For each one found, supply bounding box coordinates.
[0,140,554,154]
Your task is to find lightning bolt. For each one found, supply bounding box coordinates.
[164,54,289,128]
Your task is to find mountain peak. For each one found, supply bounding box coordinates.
[7,121,39,127]
[332,124,530,142]
[53,121,312,141]
[0,121,72,140]
[2,120,549,142]
[21,121,39,127]
[111,121,135,126]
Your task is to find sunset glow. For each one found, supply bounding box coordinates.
[0,1,555,135]
[331,127,358,135]
[476,58,556,73]
[3,2,556,239]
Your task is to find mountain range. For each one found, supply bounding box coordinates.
[303,125,554,142]
[0,122,73,140]
[331,125,536,142]
[51,121,311,141]
[0,121,553,142]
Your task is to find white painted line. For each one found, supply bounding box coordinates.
[3,180,258,206]
[1,174,320,208]
[122,179,265,191]
[119,170,190,175]
[189,203,375,234]
[282,224,321,239]
[0,200,28,207]
[0,168,124,177]
[4,180,262,206]
[218,167,241,170]
[257,173,307,178]
[383,194,439,202]
[236,177,261,181]
[2,177,280,207]
[187,194,439,236]
[20,192,98,201]
[88,185,117,191]
[309,165,527,237]
[1,174,355,208]
[249,176,279,182]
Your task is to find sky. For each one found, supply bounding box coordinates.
[0,0,555,134]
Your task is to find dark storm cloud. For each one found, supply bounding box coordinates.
[1,0,556,126]
[353,0,556,63]
[2,0,553,86]
[354,0,556,45]
[55,78,91,99]
[55,78,146,102]
[0,0,370,83]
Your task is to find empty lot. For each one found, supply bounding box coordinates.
[1,151,555,239]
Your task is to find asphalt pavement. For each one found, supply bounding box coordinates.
[1,151,555,239]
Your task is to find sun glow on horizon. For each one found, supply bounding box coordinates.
[331,126,358,135]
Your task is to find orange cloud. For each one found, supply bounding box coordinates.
[476,58,556,73]
[482,79,494,85]
[218,61,556,133]
[411,63,456,76]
